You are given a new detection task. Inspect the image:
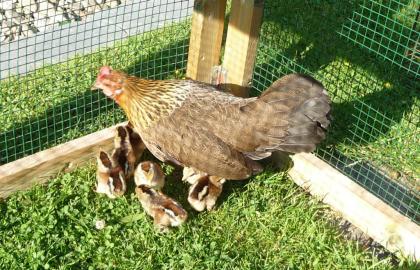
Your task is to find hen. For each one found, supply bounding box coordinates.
[92,66,331,180]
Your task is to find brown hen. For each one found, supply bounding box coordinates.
[92,66,331,180]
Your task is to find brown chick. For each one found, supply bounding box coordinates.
[134,161,165,190]
[135,185,188,232]
[95,151,126,199]
[188,175,225,212]
[92,66,331,181]
[126,123,146,163]
[182,167,225,211]
[113,125,144,179]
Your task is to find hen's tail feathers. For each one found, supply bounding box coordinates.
[257,73,331,154]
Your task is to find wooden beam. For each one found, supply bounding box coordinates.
[222,0,264,97]
[281,152,420,260]
[186,0,227,83]
[0,123,126,198]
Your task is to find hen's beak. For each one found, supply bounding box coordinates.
[91,77,102,90]
[91,82,99,90]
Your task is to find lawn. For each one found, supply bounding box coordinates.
[0,0,419,268]
[1,163,413,269]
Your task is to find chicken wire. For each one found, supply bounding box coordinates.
[0,0,419,224]
[252,0,419,224]
[0,0,194,164]
[340,0,419,77]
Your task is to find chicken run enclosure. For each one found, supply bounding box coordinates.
[0,0,419,260]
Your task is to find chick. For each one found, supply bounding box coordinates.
[126,123,146,168]
[95,151,126,199]
[125,123,146,159]
[135,185,188,232]
[182,167,226,212]
[134,161,165,190]
[113,125,144,179]
[187,175,225,212]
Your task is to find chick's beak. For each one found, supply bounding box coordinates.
[145,171,154,183]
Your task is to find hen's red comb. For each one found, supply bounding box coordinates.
[99,66,112,78]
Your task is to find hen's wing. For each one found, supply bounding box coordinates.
[185,74,331,158]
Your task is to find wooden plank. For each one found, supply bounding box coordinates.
[222,0,264,97]
[186,0,227,82]
[281,152,420,260]
[0,123,126,198]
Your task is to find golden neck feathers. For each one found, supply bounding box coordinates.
[118,76,189,128]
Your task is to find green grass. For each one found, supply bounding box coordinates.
[1,164,415,269]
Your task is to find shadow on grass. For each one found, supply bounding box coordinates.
[262,0,418,76]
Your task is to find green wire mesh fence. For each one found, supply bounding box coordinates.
[0,0,193,164]
[253,0,419,224]
[340,0,419,77]
[0,0,419,223]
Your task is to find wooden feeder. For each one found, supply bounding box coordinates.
[0,0,418,260]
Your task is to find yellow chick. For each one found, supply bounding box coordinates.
[134,161,165,190]
[135,185,188,232]
[95,151,126,199]
[187,175,225,212]
[182,167,226,212]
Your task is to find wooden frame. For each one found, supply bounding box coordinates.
[283,152,420,260]
[0,123,125,198]
[1,0,419,261]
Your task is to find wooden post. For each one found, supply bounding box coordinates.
[186,0,227,83]
[222,0,264,97]
[0,123,126,198]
